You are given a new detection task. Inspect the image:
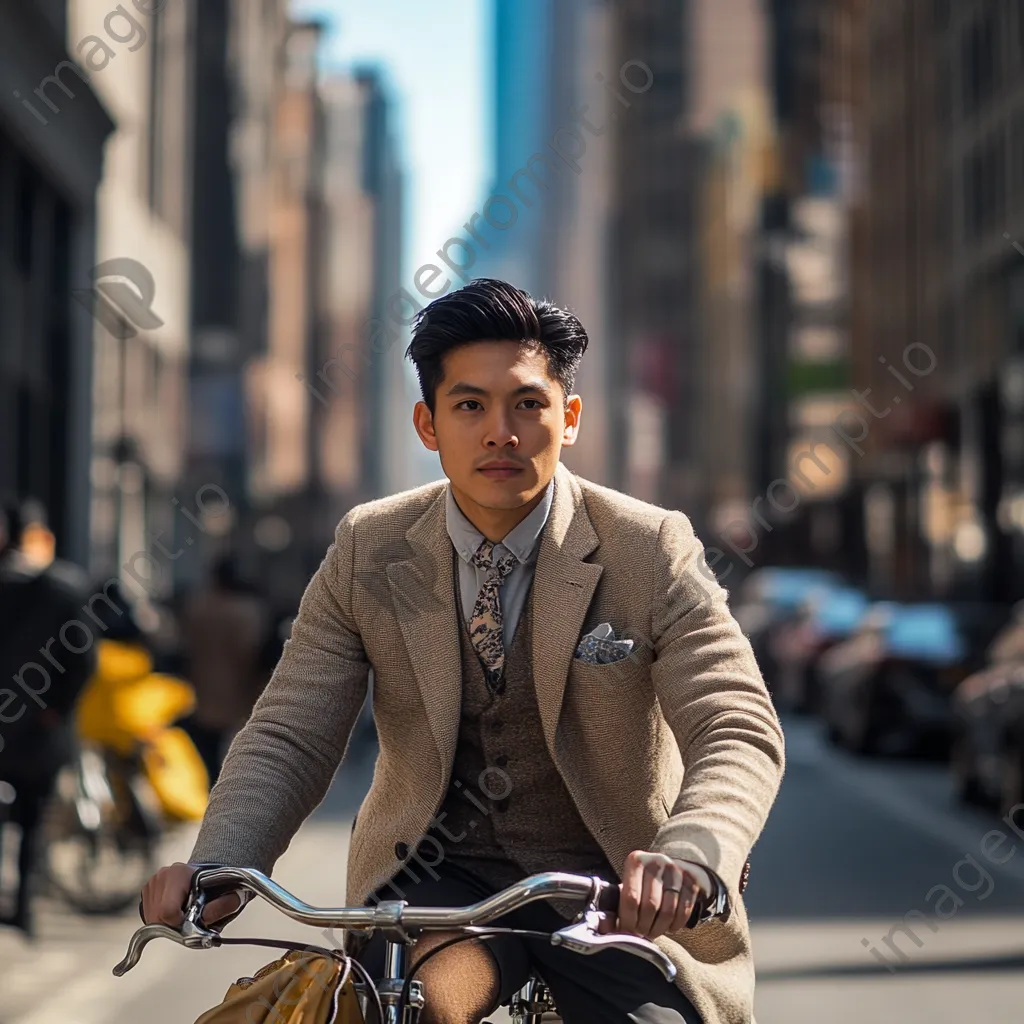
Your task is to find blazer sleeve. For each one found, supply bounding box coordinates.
[647,510,785,920]
[189,507,371,872]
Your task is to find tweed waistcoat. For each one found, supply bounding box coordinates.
[435,558,616,915]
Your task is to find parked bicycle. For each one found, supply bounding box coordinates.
[114,865,676,1024]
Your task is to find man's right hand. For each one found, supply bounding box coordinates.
[140,862,243,927]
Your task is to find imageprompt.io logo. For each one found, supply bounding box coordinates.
[72,257,164,338]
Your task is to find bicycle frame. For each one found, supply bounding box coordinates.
[363,929,558,1023]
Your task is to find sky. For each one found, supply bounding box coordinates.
[289,0,491,282]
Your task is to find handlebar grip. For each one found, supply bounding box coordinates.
[595,880,620,913]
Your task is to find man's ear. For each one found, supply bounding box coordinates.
[413,401,439,452]
[562,394,583,446]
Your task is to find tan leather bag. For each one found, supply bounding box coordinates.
[193,949,366,1024]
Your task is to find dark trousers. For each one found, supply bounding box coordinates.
[355,858,703,1024]
[1,774,56,929]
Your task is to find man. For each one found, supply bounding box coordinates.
[0,499,95,939]
[178,554,269,786]
[142,280,785,1024]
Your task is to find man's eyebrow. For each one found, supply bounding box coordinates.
[445,380,551,397]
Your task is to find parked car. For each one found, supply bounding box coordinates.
[951,608,1024,814]
[732,568,844,696]
[819,601,1011,757]
[770,586,870,714]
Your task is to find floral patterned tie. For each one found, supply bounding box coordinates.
[468,539,518,692]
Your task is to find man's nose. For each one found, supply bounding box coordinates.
[484,409,518,448]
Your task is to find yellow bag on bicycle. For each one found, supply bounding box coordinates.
[141,726,209,822]
[193,950,365,1024]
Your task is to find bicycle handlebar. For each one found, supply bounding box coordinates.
[113,866,676,982]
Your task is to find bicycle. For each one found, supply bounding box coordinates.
[114,865,677,1023]
[43,742,163,915]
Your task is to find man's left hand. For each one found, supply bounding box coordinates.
[598,850,710,939]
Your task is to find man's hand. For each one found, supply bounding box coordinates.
[598,850,709,940]
[140,862,242,927]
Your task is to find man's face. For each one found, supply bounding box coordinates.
[413,340,582,524]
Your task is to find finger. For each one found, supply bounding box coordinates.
[618,869,642,934]
[635,867,663,937]
[200,892,243,926]
[650,882,681,939]
[156,889,186,927]
[669,880,701,933]
[140,883,154,924]
[653,864,687,938]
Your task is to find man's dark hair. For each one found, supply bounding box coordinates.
[405,278,589,413]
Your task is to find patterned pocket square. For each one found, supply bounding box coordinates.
[574,623,635,665]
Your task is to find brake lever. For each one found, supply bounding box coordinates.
[112,916,220,977]
[113,888,223,978]
[550,910,677,982]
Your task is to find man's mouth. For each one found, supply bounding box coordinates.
[478,464,525,480]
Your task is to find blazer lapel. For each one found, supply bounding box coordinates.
[386,489,462,776]
[532,463,602,758]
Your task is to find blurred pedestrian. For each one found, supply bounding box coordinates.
[178,555,268,786]
[0,498,96,939]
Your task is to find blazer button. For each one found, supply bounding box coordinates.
[495,754,508,767]
[395,841,409,860]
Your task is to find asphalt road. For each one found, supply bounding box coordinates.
[1,718,1022,1023]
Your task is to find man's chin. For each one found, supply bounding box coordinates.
[465,476,537,508]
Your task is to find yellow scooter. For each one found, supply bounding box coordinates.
[44,637,210,914]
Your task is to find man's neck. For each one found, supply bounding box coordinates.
[450,485,547,544]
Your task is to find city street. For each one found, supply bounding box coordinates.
[2,719,1023,1024]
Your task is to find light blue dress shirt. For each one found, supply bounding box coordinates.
[445,477,554,650]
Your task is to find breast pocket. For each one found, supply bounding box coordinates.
[567,638,653,696]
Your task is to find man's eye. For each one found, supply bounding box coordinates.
[457,400,482,411]
[519,399,543,409]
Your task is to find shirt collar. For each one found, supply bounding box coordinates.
[445,475,555,566]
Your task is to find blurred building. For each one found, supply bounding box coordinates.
[72,0,194,598]
[852,0,1024,605]
[608,0,690,506]
[745,0,866,580]
[608,0,773,536]
[687,0,773,544]
[243,24,406,607]
[317,69,405,510]
[0,0,114,566]
[183,0,291,590]
[480,0,555,297]
[243,18,327,607]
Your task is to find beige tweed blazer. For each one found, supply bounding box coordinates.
[189,462,785,1024]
